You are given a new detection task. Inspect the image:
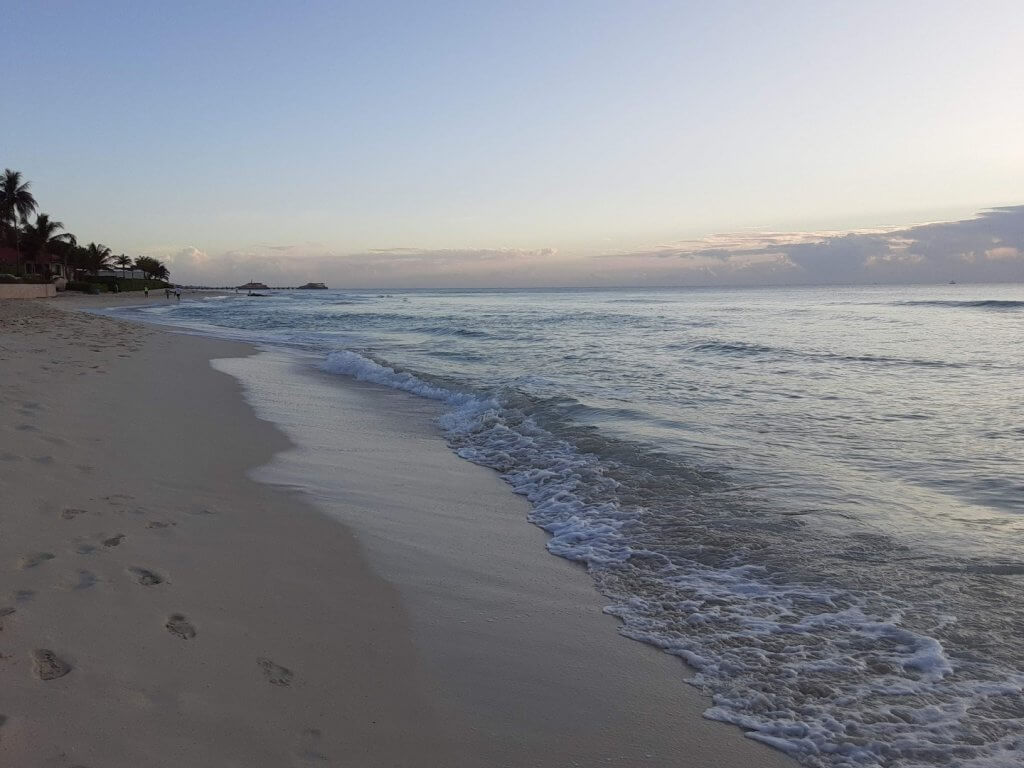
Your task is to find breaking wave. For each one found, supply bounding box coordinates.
[106,284,1024,767]
[321,348,1024,768]
[894,300,1024,310]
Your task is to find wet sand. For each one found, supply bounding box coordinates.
[0,296,795,767]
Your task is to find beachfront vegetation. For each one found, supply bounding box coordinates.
[134,255,169,281]
[1,169,37,271]
[1,167,171,287]
[80,242,113,275]
[21,213,76,264]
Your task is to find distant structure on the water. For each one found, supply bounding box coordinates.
[229,281,329,291]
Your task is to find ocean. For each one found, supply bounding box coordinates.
[109,284,1024,767]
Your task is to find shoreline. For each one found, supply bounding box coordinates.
[220,347,799,767]
[1,299,451,766]
[1,296,795,766]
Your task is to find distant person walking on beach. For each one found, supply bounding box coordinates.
[144,286,149,298]
[175,288,181,300]
[165,287,170,299]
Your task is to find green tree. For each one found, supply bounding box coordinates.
[21,214,75,274]
[114,253,132,278]
[0,169,38,271]
[134,255,161,279]
[80,242,112,276]
[48,234,78,269]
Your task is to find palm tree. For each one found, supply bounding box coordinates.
[80,242,112,276]
[48,234,78,275]
[153,262,170,281]
[0,169,38,271]
[134,255,161,279]
[114,254,132,278]
[21,214,75,276]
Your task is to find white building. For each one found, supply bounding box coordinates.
[94,268,150,280]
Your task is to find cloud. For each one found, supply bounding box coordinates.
[596,206,1024,285]
[168,246,209,269]
[152,244,565,287]
[985,246,1020,261]
[320,247,561,286]
[147,206,1024,287]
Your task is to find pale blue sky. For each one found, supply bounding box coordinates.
[6,1,1024,285]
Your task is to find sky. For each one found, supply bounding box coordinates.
[5,0,1024,287]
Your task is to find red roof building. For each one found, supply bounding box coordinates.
[0,246,69,278]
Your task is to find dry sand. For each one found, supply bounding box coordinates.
[0,295,796,767]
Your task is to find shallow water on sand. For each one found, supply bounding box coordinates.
[111,284,1024,767]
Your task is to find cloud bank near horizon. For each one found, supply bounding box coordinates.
[157,206,1024,288]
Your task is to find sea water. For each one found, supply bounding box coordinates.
[109,284,1024,767]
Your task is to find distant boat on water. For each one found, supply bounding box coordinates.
[298,282,328,289]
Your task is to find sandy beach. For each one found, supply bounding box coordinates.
[0,294,795,768]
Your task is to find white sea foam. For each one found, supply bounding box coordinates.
[320,348,1024,768]
[107,288,1024,768]
[323,350,480,407]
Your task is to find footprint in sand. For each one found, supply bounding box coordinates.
[61,508,91,520]
[74,543,98,555]
[127,567,163,586]
[73,571,98,591]
[297,728,328,762]
[32,649,71,680]
[257,657,294,687]
[19,552,55,569]
[165,614,197,640]
[146,520,175,530]
[102,534,125,547]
